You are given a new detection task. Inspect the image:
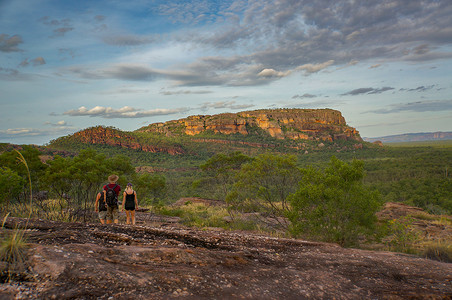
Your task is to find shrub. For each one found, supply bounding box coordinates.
[0,229,28,275]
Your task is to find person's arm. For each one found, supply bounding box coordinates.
[122,192,126,210]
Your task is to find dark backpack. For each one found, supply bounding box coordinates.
[98,192,107,211]
[105,184,118,207]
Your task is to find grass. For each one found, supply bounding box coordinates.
[421,240,452,263]
[0,228,28,280]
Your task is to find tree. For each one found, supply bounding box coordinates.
[0,146,47,201]
[0,167,25,210]
[227,153,302,227]
[200,151,253,200]
[134,173,166,205]
[287,156,382,247]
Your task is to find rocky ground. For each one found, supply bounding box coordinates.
[0,213,451,300]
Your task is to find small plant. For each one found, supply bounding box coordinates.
[0,229,28,277]
[384,218,420,254]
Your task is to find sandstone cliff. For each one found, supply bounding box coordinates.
[69,126,184,155]
[138,108,362,142]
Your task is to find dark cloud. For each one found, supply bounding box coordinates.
[292,94,317,99]
[0,33,23,52]
[169,0,452,85]
[367,99,452,114]
[342,87,394,96]
[407,85,436,92]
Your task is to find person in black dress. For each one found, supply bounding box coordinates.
[122,183,138,225]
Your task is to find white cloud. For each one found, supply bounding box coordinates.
[64,106,190,118]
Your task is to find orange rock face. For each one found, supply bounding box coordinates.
[139,108,362,142]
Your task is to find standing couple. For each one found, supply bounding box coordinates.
[94,174,138,225]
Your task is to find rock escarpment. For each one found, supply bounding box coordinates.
[69,126,184,155]
[139,108,361,142]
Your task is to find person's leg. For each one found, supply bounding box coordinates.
[106,207,113,224]
[125,210,131,224]
[113,207,119,224]
[131,210,136,225]
[99,211,107,224]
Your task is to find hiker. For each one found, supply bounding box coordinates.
[94,190,107,224]
[103,174,121,224]
[122,183,138,225]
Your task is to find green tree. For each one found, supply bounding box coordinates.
[287,157,381,247]
[0,146,47,201]
[200,151,252,200]
[0,167,25,210]
[227,153,302,227]
[134,173,167,205]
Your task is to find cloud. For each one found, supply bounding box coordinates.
[367,99,452,114]
[341,87,394,96]
[369,64,381,69]
[39,16,74,37]
[19,57,46,67]
[160,89,213,95]
[295,60,335,74]
[63,106,190,118]
[257,68,290,78]
[292,94,317,99]
[0,34,23,52]
[44,120,69,127]
[198,101,254,111]
[102,34,156,46]
[0,126,77,138]
[0,67,32,81]
[67,64,162,81]
[406,85,436,92]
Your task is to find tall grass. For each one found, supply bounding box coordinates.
[0,150,31,280]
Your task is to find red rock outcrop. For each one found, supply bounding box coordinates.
[72,126,184,155]
[139,109,362,142]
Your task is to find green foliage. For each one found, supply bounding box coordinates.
[0,168,25,208]
[134,173,167,205]
[0,146,47,203]
[200,151,253,200]
[288,157,382,247]
[382,218,420,254]
[227,153,302,227]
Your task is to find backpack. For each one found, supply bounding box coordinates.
[105,184,118,207]
[98,192,107,211]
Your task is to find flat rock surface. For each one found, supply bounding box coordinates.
[1,217,451,299]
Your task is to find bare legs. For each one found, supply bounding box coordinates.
[125,210,136,225]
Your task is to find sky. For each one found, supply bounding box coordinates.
[1,0,451,145]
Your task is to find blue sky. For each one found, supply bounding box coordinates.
[1,0,451,145]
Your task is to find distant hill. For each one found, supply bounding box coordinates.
[47,108,366,160]
[364,132,452,143]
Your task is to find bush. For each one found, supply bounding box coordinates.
[288,157,382,247]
